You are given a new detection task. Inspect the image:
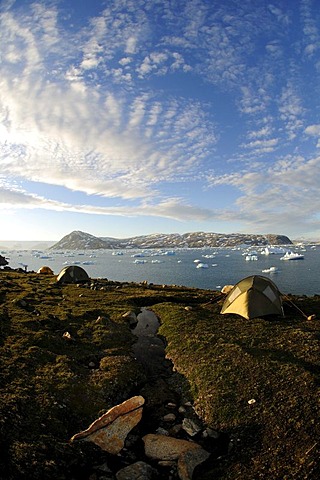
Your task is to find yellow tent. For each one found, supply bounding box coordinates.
[37,266,54,275]
[221,275,284,320]
[56,265,89,284]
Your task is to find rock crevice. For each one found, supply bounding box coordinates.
[70,308,228,479]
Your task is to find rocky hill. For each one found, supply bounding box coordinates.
[50,230,292,250]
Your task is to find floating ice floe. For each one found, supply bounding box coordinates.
[245,254,258,261]
[196,263,209,269]
[280,251,304,261]
[262,266,279,273]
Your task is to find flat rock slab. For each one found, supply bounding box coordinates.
[143,433,202,461]
[70,395,145,454]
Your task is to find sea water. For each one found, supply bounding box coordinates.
[2,246,319,296]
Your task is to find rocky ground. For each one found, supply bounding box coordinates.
[0,270,320,479]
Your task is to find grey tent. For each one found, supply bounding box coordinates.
[56,265,90,284]
[220,275,284,320]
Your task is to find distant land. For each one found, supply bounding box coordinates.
[0,240,55,250]
[49,230,293,250]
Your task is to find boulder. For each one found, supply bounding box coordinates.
[70,395,145,454]
[116,461,158,480]
[0,255,8,267]
[178,448,211,480]
[122,310,138,327]
[143,434,202,461]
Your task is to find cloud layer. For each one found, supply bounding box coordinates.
[1,0,320,237]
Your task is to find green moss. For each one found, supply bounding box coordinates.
[1,272,320,479]
[155,300,320,479]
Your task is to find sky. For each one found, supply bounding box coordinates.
[1,0,320,241]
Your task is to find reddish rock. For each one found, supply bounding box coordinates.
[143,434,202,461]
[70,395,145,454]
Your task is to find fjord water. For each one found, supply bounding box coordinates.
[3,246,319,296]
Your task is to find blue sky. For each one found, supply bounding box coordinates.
[1,0,320,241]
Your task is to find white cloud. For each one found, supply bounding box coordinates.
[265,41,283,58]
[239,86,267,115]
[206,154,320,235]
[0,184,217,222]
[1,0,320,238]
[243,138,279,152]
[300,0,320,58]
[247,126,273,139]
[119,57,132,66]
[125,36,138,54]
[305,124,320,136]
[267,5,290,26]
[278,83,305,140]
[0,28,217,200]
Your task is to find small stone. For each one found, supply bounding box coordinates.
[62,332,72,341]
[156,427,169,436]
[158,460,176,467]
[202,428,220,439]
[95,461,113,474]
[169,424,182,436]
[163,413,176,422]
[182,417,202,437]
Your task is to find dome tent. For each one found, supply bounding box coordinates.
[220,275,284,320]
[56,265,90,284]
[37,266,54,275]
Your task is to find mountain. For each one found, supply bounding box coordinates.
[50,230,293,250]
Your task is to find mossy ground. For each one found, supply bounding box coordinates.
[155,297,320,479]
[1,271,320,479]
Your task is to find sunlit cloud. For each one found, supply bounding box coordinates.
[206,154,320,235]
[0,184,219,223]
[1,0,320,238]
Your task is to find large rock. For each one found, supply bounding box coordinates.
[0,255,8,266]
[70,395,145,454]
[116,461,158,480]
[178,448,211,480]
[143,434,202,461]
